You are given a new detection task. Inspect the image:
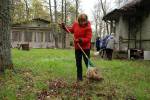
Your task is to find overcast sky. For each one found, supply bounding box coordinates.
[80,0,116,21]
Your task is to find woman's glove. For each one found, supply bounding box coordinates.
[59,22,66,29]
[75,38,82,44]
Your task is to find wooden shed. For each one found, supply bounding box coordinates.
[11,18,70,49]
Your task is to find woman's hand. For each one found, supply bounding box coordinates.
[75,38,82,44]
[59,22,65,29]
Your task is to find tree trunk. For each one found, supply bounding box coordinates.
[105,21,109,34]
[64,0,67,24]
[24,0,29,20]
[75,0,78,19]
[61,0,66,48]
[61,0,64,22]
[99,22,102,38]
[0,0,13,72]
[99,0,109,34]
[49,0,53,23]
[54,0,58,48]
[48,0,56,49]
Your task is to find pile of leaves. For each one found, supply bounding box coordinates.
[36,78,126,100]
[37,79,93,100]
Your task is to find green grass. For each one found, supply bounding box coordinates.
[0,49,150,100]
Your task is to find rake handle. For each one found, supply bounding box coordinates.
[77,43,89,60]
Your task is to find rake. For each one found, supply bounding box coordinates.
[64,26,103,81]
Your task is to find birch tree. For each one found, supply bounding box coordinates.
[23,0,30,20]
[61,0,66,48]
[48,0,53,23]
[75,0,80,19]
[99,0,109,34]
[53,0,59,48]
[93,4,101,37]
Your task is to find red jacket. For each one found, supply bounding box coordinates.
[66,21,92,50]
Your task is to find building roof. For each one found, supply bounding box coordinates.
[103,0,150,21]
[12,18,50,26]
[102,9,122,21]
[32,18,50,23]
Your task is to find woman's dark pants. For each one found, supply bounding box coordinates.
[106,48,113,60]
[75,49,90,81]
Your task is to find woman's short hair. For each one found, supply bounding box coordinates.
[77,13,88,26]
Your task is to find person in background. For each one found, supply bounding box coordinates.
[100,35,110,58]
[59,13,92,81]
[96,37,100,51]
[105,33,115,60]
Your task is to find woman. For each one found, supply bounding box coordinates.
[105,33,115,60]
[96,37,100,51]
[60,13,92,81]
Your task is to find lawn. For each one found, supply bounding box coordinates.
[0,49,150,100]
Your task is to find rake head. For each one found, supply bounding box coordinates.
[86,67,103,81]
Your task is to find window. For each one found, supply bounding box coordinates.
[35,32,43,42]
[45,32,50,42]
[12,31,21,42]
[24,31,32,42]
